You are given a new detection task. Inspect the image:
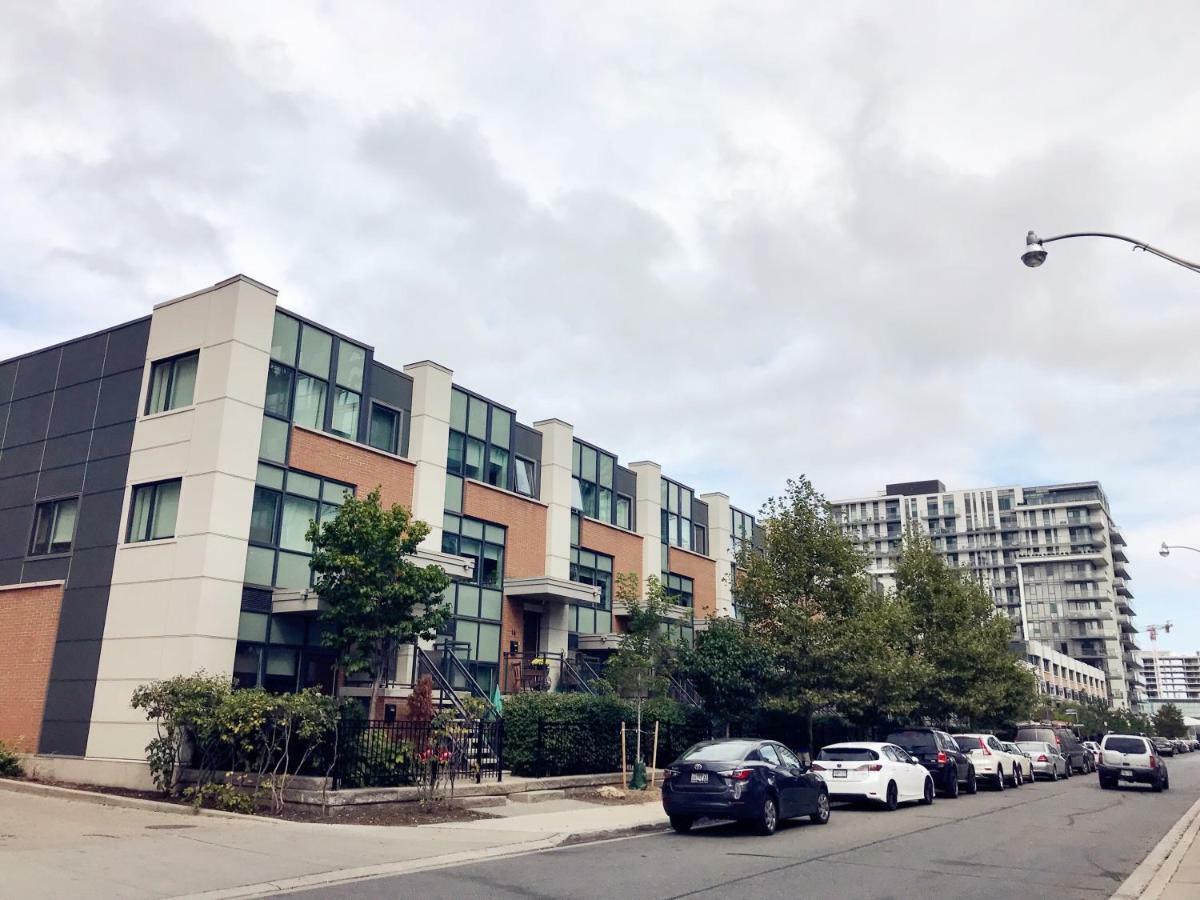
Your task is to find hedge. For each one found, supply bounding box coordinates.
[503,693,711,777]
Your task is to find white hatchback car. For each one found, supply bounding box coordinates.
[812,742,936,810]
[952,733,1025,790]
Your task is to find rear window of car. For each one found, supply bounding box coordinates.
[1103,737,1149,754]
[953,736,983,751]
[817,747,880,761]
[681,741,756,762]
[1016,742,1047,753]
[1015,728,1053,742]
[886,731,938,750]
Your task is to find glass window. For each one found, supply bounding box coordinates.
[257,463,285,490]
[514,457,536,496]
[244,545,275,585]
[145,351,199,415]
[599,454,614,488]
[293,375,327,428]
[486,445,509,489]
[264,362,293,417]
[336,343,366,391]
[270,313,299,363]
[490,408,511,449]
[127,480,181,542]
[274,550,312,588]
[467,396,488,439]
[444,474,463,513]
[249,487,280,544]
[464,437,485,480]
[259,416,289,463]
[581,445,597,482]
[368,404,400,455]
[616,495,632,530]
[759,744,781,765]
[280,496,317,552]
[331,388,360,439]
[29,497,79,555]
[286,471,321,499]
[298,324,332,375]
[450,389,468,432]
[598,488,612,522]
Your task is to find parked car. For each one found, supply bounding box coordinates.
[1014,723,1093,774]
[662,739,830,835]
[885,727,978,798]
[1098,734,1169,792]
[812,742,936,810]
[1015,740,1070,780]
[1172,739,1190,754]
[1152,736,1176,757]
[1001,742,1035,783]
[1082,741,1101,765]
[952,734,1025,789]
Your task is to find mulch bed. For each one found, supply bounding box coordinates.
[568,785,662,805]
[17,776,485,826]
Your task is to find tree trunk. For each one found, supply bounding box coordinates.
[804,710,814,764]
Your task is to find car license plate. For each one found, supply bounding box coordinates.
[1121,769,1133,777]
[690,772,709,784]
[833,769,848,778]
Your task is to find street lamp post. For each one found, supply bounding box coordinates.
[1160,542,1200,558]
[1021,230,1200,274]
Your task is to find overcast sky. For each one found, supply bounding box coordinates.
[3,2,1200,650]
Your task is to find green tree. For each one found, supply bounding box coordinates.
[307,488,451,713]
[677,617,774,736]
[734,476,920,751]
[603,573,678,700]
[1153,703,1188,739]
[893,526,1037,729]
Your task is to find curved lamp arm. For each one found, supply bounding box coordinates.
[1025,230,1200,274]
[1160,542,1200,558]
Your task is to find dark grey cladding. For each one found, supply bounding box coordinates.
[885,480,946,497]
[692,498,709,528]
[366,361,413,456]
[0,317,150,757]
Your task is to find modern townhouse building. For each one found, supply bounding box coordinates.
[0,274,760,786]
[829,480,1142,709]
[1140,651,1200,718]
[1022,639,1109,706]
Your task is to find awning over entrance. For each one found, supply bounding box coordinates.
[504,576,601,606]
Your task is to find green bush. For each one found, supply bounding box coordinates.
[183,783,255,814]
[503,693,710,777]
[0,739,23,777]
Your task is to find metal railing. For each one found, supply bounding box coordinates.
[334,718,503,788]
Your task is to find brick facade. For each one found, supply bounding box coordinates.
[462,481,548,669]
[289,426,415,509]
[579,517,643,583]
[0,582,65,752]
[669,547,718,621]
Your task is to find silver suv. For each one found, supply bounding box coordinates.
[1097,734,1169,792]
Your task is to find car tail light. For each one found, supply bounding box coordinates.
[1054,735,1062,746]
[854,763,884,772]
[810,763,827,771]
[1037,754,1049,762]
[720,768,753,781]
[1149,756,1158,769]
[980,742,991,756]
[936,752,948,764]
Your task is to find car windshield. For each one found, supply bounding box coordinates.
[953,736,983,751]
[817,747,879,761]
[886,731,938,750]
[1105,737,1149,754]
[680,741,757,762]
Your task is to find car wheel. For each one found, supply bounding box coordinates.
[965,767,978,795]
[1063,763,1071,779]
[946,769,960,798]
[1050,766,1058,782]
[755,795,779,835]
[920,778,935,806]
[1012,766,1022,787]
[810,790,831,825]
[670,815,694,833]
[995,767,1006,791]
[1164,773,1170,792]
[1152,777,1164,793]
[884,781,899,811]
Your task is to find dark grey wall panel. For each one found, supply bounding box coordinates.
[0,558,20,584]
[42,432,92,470]
[53,587,111,641]
[616,467,637,499]
[693,498,709,527]
[21,556,71,583]
[0,441,44,478]
[36,463,86,498]
[0,507,32,558]
[82,455,132,494]
[37,718,90,757]
[89,422,136,461]
[0,473,38,509]
[73,490,125,550]
[47,381,101,438]
[3,394,53,446]
[57,334,108,388]
[11,349,61,400]
[367,362,413,457]
[65,545,118,588]
[95,370,143,427]
[513,424,542,463]
[102,319,151,375]
[0,361,17,401]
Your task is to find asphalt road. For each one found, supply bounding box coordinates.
[289,754,1200,900]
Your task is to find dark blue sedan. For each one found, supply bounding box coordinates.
[661,738,831,835]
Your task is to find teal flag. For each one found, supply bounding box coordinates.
[490,684,504,716]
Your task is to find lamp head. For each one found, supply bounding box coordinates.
[1022,230,1047,268]
[1160,542,1171,558]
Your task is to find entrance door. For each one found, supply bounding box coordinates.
[523,612,541,654]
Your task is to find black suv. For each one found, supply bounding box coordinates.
[886,727,977,797]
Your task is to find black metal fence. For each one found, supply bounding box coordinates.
[522,717,713,778]
[333,718,504,789]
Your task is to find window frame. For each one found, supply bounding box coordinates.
[144,350,200,416]
[126,478,183,543]
[28,495,81,557]
[447,386,524,495]
[367,401,403,456]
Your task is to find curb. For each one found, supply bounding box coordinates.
[1111,792,1200,899]
[0,777,254,822]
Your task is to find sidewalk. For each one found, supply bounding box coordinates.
[0,778,666,900]
[1113,794,1200,900]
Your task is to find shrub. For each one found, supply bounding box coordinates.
[0,739,23,777]
[183,783,255,814]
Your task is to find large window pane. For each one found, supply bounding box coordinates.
[598,487,612,522]
[250,487,280,544]
[286,471,321,499]
[331,388,360,439]
[48,499,78,552]
[580,480,597,518]
[486,446,509,489]
[259,416,289,463]
[146,361,171,415]
[444,474,463,513]
[447,431,465,475]
[477,623,500,663]
[298,324,332,375]
[293,375,327,428]
[514,457,535,496]
[274,551,312,588]
[481,545,503,587]
[270,313,299,363]
[490,408,511,448]
[336,343,366,391]
[368,405,399,454]
[581,445,597,482]
[150,480,180,540]
[244,546,275,586]
[450,389,468,432]
[127,484,154,541]
[616,495,631,530]
[265,362,293,417]
[599,454,614,488]
[171,353,198,408]
[280,496,317,551]
[464,437,484,480]
[467,396,488,439]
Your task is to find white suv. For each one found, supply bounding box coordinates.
[1098,734,1169,792]
[952,733,1025,790]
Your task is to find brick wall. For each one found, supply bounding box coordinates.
[462,481,548,668]
[579,518,643,583]
[0,582,65,752]
[669,547,717,621]
[289,426,415,510]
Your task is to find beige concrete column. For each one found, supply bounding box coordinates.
[629,461,663,598]
[533,419,574,681]
[701,491,733,617]
[402,360,453,550]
